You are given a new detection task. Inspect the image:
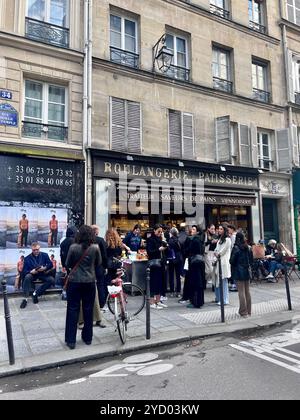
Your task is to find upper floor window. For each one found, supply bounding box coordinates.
[169,110,194,160]
[252,60,270,102]
[26,0,69,47]
[257,132,272,170]
[210,0,230,20]
[165,33,190,82]
[212,47,233,93]
[248,0,266,33]
[23,80,68,142]
[287,0,300,26]
[110,14,139,68]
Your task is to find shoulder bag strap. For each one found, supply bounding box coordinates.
[64,246,91,290]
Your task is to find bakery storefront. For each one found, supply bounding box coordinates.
[92,151,260,241]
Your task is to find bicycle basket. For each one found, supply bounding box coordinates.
[107,285,122,298]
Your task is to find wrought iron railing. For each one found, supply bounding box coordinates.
[210,5,230,20]
[110,46,139,68]
[165,64,190,82]
[249,20,266,34]
[22,121,68,141]
[25,17,69,48]
[259,158,273,171]
[213,77,233,93]
[253,88,270,103]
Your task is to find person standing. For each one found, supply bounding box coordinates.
[168,227,183,297]
[228,224,238,292]
[213,225,231,306]
[230,232,253,317]
[204,224,218,285]
[49,214,58,247]
[64,225,102,350]
[105,228,130,284]
[19,214,29,247]
[123,224,142,252]
[91,225,108,310]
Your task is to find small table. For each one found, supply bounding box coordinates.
[123,260,148,291]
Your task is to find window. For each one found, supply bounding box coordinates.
[257,132,272,170]
[26,0,69,47]
[23,80,67,141]
[210,0,230,19]
[110,14,139,68]
[165,33,190,81]
[293,60,300,103]
[252,60,270,102]
[169,110,194,160]
[287,0,300,26]
[212,47,232,93]
[248,0,266,33]
[110,97,141,154]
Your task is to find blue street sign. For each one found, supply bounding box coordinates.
[0,90,12,100]
[0,103,18,127]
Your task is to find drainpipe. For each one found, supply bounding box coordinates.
[83,0,93,225]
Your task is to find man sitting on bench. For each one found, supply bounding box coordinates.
[20,242,55,309]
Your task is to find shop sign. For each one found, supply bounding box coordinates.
[0,103,18,127]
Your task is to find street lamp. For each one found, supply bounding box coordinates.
[153,34,174,73]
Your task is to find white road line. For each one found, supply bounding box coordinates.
[275,348,300,359]
[230,344,300,375]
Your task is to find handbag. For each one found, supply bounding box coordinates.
[167,248,176,261]
[63,246,91,291]
[190,254,205,266]
[107,257,122,270]
[148,258,162,269]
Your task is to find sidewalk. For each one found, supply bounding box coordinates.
[1,278,300,378]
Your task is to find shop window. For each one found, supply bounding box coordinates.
[165,33,190,82]
[248,0,266,34]
[212,46,233,93]
[287,0,300,26]
[26,0,69,48]
[110,97,142,154]
[168,110,194,160]
[110,12,139,68]
[22,80,68,142]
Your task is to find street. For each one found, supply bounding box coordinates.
[0,322,300,401]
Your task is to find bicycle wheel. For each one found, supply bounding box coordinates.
[107,283,145,317]
[117,317,127,344]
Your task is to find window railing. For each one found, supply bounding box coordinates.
[210,4,230,20]
[249,20,266,34]
[295,92,300,105]
[22,121,68,142]
[165,64,190,82]
[25,17,69,48]
[259,158,273,171]
[253,88,270,103]
[213,77,233,93]
[110,46,139,68]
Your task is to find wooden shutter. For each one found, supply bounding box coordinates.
[292,125,300,167]
[111,97,126,152]
[182,113,194,160]
[239,124,251,166]
[169,110,182,158]
[250,123,258,168]
[287,49,295,102]
[127,101,141,154]
[215,116,231,163]
[276,128,292,172]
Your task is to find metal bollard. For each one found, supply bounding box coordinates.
[218,256,225,323]
[146,267,151,340]
[284,263,292,311]
[1,280,15,365]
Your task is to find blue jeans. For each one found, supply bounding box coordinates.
[22,274,54,298]
[269,261,284,276]
[215,278,229,305]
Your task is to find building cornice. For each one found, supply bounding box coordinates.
[279,18,300,36]
[163,0,281,46]
[0,31,84,63]
[93,58,286,113]
[0,142,84,161]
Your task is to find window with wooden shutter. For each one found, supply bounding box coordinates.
[276,128,291,172]
[169,110,182,158]
[215,116,231,163]
[250,123,258,168]
[111,98,126,152]
[239,124,251,166]
[292,125,300,167]
[127,101,141,154]
[182,113,194,160]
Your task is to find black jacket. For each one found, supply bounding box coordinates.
[187,235,205,257]
[60,227,77,268]
[230,244,253,281]
[95,236,108,269]
[146,234,163,260]
[168,236,183,263]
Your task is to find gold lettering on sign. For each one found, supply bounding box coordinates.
[104,162,112,173]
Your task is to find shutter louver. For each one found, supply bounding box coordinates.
[276,128,292,172]
[287,49,295,103]
[292,125,300,167]
[111,98,126,152]
[169,110,182,158]
[182,113,194,160]
[216,116,231,163]
[127,101,141,154]
[250,123,258,168]
[239,124,251,166]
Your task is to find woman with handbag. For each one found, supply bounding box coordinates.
[64,225,102,350]
[168,228,183,297]
[213,224,231,306]
[105,228,131,284]
[146,224,168,309]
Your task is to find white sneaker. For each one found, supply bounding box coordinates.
[101,305,108,313]
[150,303,162,310]
[265,274,274,279]
[157,302,168,308]
[160,296,168,302]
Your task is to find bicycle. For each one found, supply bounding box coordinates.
[107,259,145,344]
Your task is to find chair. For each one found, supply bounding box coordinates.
[283,256,300,281]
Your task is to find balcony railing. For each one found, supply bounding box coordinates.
[295,92,300,105]
[110,46,139,68]
[213,77,233,93]
[259,159,273,171]
[253,88,270,103]
[210,5,230,20]
[249,20,266,34]
[165,64,190,82]
[25,17,69,48]
[22,121,68,142]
